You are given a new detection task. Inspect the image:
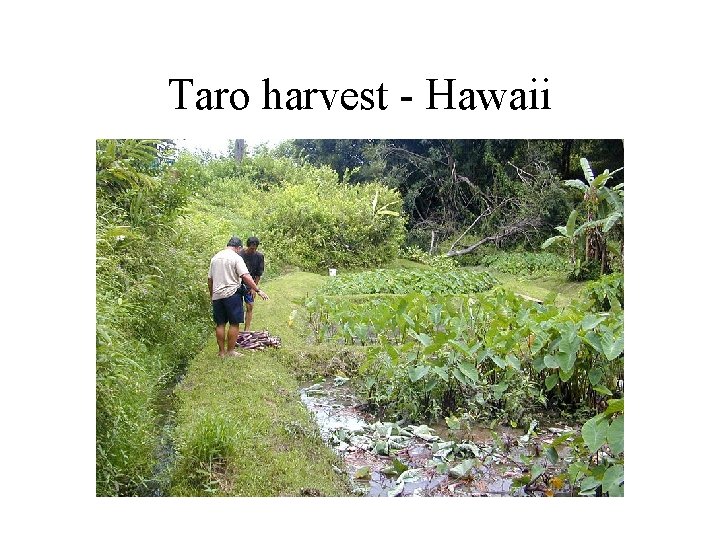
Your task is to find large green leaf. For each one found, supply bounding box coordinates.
[588,366,603,386]
[581,314,605,331]
[601,331,624,361]
[607,416,624,454]
[602,464,624,497]
[565,179,588,192]
[566,209,578,237]
[583,331,603,354]
[408,365,430,382]
[544,354,560,369]
[506,353,521,371]
[556,351,574,372]
[580,158,595,184]
[433,365,449,382]
[457,361,479,383]
[604,398,624,415]
[449,459,476,478]
[582,416,609,454]
[603,211,623,233]
[545,373,559,391]
[491,355,507,368]
[541,235,564,249]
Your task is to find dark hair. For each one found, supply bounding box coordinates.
[246,236,260,247]
[227,236,243,247]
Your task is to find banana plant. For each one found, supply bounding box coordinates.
[545,158,624,274]
[541,209,582,264]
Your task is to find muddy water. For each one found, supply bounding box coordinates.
[300,379,575,497]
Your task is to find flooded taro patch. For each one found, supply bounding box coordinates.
[300,379,576,497]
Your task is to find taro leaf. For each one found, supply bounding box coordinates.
[408,364,430,382]
[492,382,509,400]
[588,366,603,386]
[445,415,461,430]
[411,424,438,441]
[559,369,573,382]
[607,416,624,454]
[457,360,479,383]
[415,333,433,348]
[545,373,559,391]
[436,462,449,474]
[556,351,574,373]
[601,331,624,361]
[452,367,467,385]
[604,398,624,415]
[579,475,602,496]
[424,378,438,392]
[511,474,532,489]
[602,464,624,497]
[491,355,507,368]
[506,353,521,371]
[433,365,449,382]
[457,442,482,458]
[449,339,472,357]
[532,355,546,373]
[387,479,405,497]
[567,462,589,484]
[544,354,560,369]
[582,416,609,454]
[530,463,545,483]
[354,466,371,480]
[424,332,448,355]
[545,445,559,464]
[581,313,605,331]
[449,458,476,478]
[382,458,408,477]
[374,440,389,455]
[530,332,549,355]
[583,331,603,355]
[593,384,613,396]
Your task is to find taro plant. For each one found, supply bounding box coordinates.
[306,275,624,424]
[517,398,624,496]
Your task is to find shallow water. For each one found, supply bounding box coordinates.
[300,379,576,497]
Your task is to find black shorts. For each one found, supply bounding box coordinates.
[212,290,245,325]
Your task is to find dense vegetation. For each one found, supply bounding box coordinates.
[96,138,623,496]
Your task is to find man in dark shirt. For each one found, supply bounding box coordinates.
[239,236,265,331]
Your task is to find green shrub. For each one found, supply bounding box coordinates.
[259,175,406,271]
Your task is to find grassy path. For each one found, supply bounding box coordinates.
[169,272,352,496]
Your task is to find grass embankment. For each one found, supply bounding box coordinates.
[490,271,584,307]
[169,271,353,496]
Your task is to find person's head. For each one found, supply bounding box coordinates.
[227,236,243,253]
[245,236,260,254]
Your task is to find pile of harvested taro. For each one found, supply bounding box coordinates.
[236,330,281,350]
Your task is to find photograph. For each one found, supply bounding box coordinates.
[96,138,624,498]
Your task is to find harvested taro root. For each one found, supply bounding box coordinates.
[236,330,281,350]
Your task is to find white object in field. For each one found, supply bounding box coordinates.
[329,268,337,277]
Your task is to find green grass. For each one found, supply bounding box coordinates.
[490,270,585,307]
[169,272,353,496]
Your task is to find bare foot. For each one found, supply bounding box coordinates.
[218,351,225,357]
[226,350,243,358]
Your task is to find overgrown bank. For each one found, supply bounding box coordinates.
[168,272,353,496]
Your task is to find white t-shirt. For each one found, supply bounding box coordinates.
[208,248,250,300]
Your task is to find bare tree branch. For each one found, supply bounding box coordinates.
[445,217,543,257]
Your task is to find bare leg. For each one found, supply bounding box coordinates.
[227,323,241,354]
[244,302,254,332]
[215,324,226,356]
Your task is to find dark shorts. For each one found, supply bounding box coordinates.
[212,290,245,325]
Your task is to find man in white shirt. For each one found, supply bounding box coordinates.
[208,236,269,357]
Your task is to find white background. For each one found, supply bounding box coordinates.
[2,1,717,538]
